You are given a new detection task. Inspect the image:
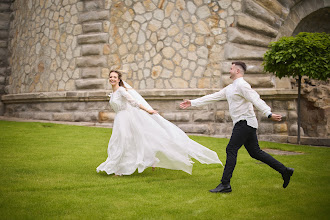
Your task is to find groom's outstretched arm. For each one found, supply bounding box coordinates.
[180,88,227,109]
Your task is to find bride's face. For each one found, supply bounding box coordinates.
[109,72,120,86]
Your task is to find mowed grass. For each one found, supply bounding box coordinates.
[0,120,329,220]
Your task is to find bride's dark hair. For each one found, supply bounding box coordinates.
[109,70,127,89]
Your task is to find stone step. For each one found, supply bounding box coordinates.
[77,33,108,44]
[0,0,13,3]
[277,0,301,8]
[0,40,7,48]
[81,44,102,56]
[80,67,100,79]
[75,79,106,90]
[79,10,109,23]
[0,30,8,39]
[0,76,5,84]
[0,20,10,30]
[76,56,107,67]
[84,0,104,11]
[0,67,7,76]
[0,47,7,56]
[243,0,281,28]
[82,22,103,33]
[228,27,272,48]
[224,43,267,61]
[0,12,10,21]
[0,3,11,12]
[236,14,278,37]
[255,0,289,18]
[0,84,5,93]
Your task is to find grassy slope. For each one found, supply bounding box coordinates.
[0,121,329,219]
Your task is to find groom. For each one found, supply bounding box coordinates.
[180,61,294,193]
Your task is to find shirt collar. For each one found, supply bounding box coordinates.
[233,77,244,85]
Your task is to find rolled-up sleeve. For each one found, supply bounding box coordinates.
[239,82,271,117]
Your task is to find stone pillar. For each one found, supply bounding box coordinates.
[0,0,13,115]
[76,0,110,90]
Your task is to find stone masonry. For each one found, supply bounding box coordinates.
[7,0,82,94]
[1,0,329,146]
[0,0,13,115]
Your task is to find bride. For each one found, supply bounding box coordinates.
[96,70,222,175]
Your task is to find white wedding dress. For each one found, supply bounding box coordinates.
[96,86,222,175]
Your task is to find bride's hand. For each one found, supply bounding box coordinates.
[147,109,158,114]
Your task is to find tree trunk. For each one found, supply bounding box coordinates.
[297,75,302,144]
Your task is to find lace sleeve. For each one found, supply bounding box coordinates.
[118,87,140,108]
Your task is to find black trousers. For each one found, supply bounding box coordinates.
[221,120,287,185]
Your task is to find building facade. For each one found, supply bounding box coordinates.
[0,0,329,145]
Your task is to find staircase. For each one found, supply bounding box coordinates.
[222,0,293,89]
[0,0,13,115]
[75,0,110,90]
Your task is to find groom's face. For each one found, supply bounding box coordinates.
[229,64,238,79]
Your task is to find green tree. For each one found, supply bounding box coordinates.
[263,32,330,144]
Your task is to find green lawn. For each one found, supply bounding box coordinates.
[0,120,329,219]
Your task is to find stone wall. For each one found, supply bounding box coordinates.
[0,0,13,115]
[5,0,294,94]
[105,0,234,90]
[1,0,329,146]
[7,0,82,94]
[299,78,330,137]
[2,88,299,144]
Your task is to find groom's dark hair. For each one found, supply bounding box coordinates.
[232,61,247,72]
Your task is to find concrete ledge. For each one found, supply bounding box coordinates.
[260,135,330,147]
[1,89,298,103]
[1,90,111,103]
[288,136,330,147]
[0,116,113,128]
[195,133,330,147]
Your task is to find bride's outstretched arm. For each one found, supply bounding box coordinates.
[139,104,158,114]
[120,87,158,114]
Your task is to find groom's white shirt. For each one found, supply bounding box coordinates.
[190,77,272,129]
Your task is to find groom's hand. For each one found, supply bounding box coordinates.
[270,113,282,122]
[180,100,191,109]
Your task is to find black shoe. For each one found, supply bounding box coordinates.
[209,183,232,193]
[282,167,294,188]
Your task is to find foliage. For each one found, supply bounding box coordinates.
[263,32,330,80]
[0,121,329,219]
